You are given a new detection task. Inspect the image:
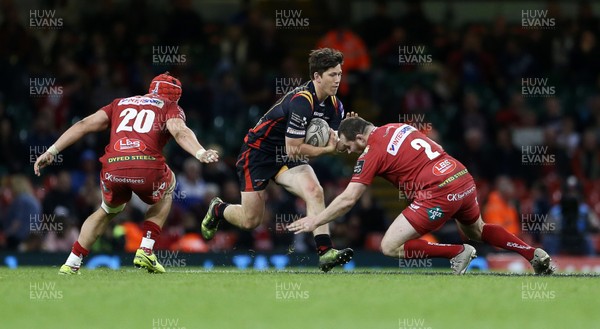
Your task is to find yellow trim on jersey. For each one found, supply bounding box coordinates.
[331,96,338,110]
[295,90,314,110]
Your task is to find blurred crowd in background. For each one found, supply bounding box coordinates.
[1,0,600,257]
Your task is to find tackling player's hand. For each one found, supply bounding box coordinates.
[197,149,219,163]
[345,111,358,118]
[287,216,318,234]
[324,128,337,153]
[34,152,55,176]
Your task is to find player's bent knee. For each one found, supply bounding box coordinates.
[380,239,401,258]
[101,201,125,214]
[304,183,324,203]
[463,220,484,241]
[240,217,261,230]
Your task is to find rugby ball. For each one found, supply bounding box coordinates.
[304,118,330,147]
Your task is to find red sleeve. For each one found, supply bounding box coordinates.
[166,103,186,121]
[100,99,116,118]
[350,146,381,186]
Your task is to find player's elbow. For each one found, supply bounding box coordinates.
[172,126,191,144]
[340,196,356,213]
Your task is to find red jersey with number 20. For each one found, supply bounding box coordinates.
[99,95,185,171]
[351,123,470,197]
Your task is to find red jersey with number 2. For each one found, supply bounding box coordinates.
[351,123,470,195]
[99,95,185,170]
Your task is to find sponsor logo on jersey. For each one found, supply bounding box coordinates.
[313,111,331,121]
[437,169,469,188]
[286,127,306,136]
[354,160,365,174]
[114,137,147,153]
[104,173,145,184]
[107,155,156,163]
[446,185,476,202]
[427,206,444,221]
[118,97,164,108]
[432,158,457,176]
[386,125,415,156]
[409,203,420,211]
[290,113,308,128]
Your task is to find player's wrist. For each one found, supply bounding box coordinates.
[195,148,206,160]
[48,145,59,156]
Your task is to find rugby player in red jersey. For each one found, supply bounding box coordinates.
[34,72,219,274]
[288,117,555,275]
[201,48,354,272]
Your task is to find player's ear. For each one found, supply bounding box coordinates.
[313,71,321,82]
[356,134,364,143]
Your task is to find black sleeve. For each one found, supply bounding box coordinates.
[285,93,312,139]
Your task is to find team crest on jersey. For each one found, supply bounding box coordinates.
[354,160,365,174]
[432,158,457,176]
[114,137,147,153]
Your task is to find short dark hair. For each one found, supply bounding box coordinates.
[308,48,344,79]
[338,117,373,141]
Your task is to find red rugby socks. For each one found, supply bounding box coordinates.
[65,241,89,268]
[140,221,162,253]
[481,224,535,260]
[403,239,464,259]
[141,220,162,240]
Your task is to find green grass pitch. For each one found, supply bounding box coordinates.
[1,267,599,329]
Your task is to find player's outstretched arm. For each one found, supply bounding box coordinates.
[288,182,367,234]
[166,118,218,163]
[34,110,109,176]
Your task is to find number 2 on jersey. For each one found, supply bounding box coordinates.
[410,138,441,160]
[116,108,155,133]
